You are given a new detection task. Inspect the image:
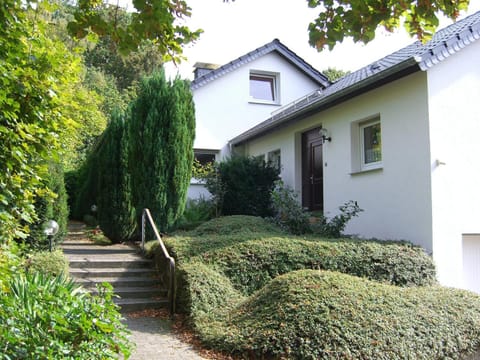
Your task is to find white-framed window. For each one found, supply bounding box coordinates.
[360,120,382,168]
[267,149,281,170]
[249,71,279,104]
[350,115,383,174]
[360,119,382,170]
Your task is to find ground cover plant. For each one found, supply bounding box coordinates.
[154,216,480,359]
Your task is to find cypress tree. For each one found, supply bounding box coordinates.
[96,110,136,242]
[129,69,195,232]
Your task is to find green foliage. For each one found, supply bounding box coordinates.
[307,0,470,51]
[68,0,202,62]
[25,250,69,277]
[0,272,132,359]
[322,67,350,82]
[197,236,436,295]
[270,180,311,235]
[129,69,195,232]
[174,197,215,231]
[0,0,78,243]
[96,111,136,243]
[28,162,69,250]
[86,228,112,246]
[176,261,245,325]
[205,156,279,217]
[0,243,23,292]
[222,270,480,359]
[192,215,283,237]
[271,181,363,237]
[311,200,364,238]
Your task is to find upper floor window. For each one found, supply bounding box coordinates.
[249,71,279,104]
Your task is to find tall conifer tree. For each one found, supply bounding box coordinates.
[129,70,195,232]
[96,110,136,242]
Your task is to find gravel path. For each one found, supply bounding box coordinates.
[125,315,206,359]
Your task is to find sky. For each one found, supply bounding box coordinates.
[160,0,480,80]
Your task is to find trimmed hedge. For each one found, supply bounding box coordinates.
[199,237,437,294]
[219,270,480,359]
[160,216,480,358]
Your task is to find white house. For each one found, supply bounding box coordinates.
[228,11,480,293]
[188,39,330,199]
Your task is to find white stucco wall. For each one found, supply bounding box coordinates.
[242,71,434,253]
[427,40,480,288]
[193,51,322,159]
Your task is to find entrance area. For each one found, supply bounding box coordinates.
[301,127,323,211]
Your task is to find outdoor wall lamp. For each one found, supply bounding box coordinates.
[319,128,332,143]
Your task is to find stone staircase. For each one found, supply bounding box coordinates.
[62,222,169,312]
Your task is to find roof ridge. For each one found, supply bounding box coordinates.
[191,38,329,90]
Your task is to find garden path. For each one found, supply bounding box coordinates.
[64,221,207,360]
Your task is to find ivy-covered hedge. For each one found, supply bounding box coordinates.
[220,270,480,359]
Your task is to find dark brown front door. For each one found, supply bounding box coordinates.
[302,128,323,211]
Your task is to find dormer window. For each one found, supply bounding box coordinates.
[249,71,279,104]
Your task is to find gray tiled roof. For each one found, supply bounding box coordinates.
[231,11,480,145]
[190,39,330,90]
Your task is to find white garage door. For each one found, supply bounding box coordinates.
[463,234,480,294]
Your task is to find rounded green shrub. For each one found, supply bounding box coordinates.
[192,215,283,236]
[219,270,480,359]
[200,237,436,294]
[25,250,69,277]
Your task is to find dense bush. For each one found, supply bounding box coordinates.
[0,273,132,359]
[219,270,480,359]
[25,250,69,277]
[165,216,285,260]
[198,236,436,294]
[174,197,215,231]
[205,156,279,217]
[28,162,69,249]
[164,216,480,358]
[270,180,311,234]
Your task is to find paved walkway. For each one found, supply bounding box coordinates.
[125,315,206,360]
[64,221,206,360]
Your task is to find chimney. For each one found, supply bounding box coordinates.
[193,62,220,79]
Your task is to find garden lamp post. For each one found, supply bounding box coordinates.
[43,220,59,252]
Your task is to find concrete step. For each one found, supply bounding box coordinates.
[110,286,168,299]
[70,267,158,279]
[67,258,153,269]
[74,276,161,289]
[115,297,169,312]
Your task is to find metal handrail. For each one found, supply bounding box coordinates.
[141,208,176,315]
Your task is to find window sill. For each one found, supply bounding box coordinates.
[350,166,383,176]
[190,178,206,185]
[248,99,281,106]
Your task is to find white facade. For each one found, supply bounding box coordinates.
[236,39,480,291]
[193,51,323,159]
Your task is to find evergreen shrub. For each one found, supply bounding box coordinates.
[198,236,436,294]
[25,250,69,277]
[96,110,136,242]
[205,156,279,217]
[129,69,195,233]
[220,270,480,359]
